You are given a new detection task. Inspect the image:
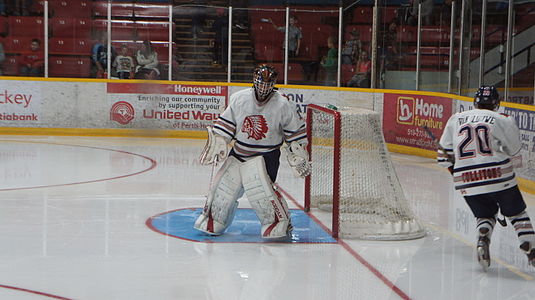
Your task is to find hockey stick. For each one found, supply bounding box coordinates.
[422,126,507,227]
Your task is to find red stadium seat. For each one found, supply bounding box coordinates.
[0,17,7,36]
[300,44,319,60]
[52,18,92,39]
[341,64,355,85]
[49,37,93,55]
[93,1,134,18]
[397,25,417,43]
[9,16,44,37]
[271,63,303,82]
[255,42,283,62]
[136,21,172,41]
[344,25,372,42]
[2,55,20,76]
[134,4,169,18]
[4,37,34,54]
[250,23,284,43]
[49,56,91,78]
[352,6,373,24]
[93,19,135,40]
[50,0,92,18]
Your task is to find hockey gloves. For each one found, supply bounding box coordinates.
[199,126,229,165]
[286,141,311,178]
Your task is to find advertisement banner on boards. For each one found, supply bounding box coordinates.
[383,93,453,151]
[0,81,42,125]
[502,106,535,181]
[107,83,227,130]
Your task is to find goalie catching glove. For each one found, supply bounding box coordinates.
[199,126,229,165]
[286,141,311,177]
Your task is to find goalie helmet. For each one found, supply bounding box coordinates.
[253,64,278,102]
[474,85,500,110]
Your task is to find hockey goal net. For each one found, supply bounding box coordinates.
[305,104,425,240]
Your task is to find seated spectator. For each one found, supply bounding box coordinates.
[347,50,371,88]
[341,29,362,65]
[91,32,115,78]
[269,15,301,58]
[19,38,43,77]
[113,44,135,79]
[320,36,338,86]
[135,40,160,80]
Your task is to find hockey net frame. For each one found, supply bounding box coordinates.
[304,104,425,240]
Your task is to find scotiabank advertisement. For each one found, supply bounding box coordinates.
[383,93,453,151]
[0,81,41,124]
[107,83,227,130]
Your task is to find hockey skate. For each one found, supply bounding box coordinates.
[519,242,535,267]
[477,228,491,271]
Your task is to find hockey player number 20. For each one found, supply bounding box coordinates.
[458,124,492,158]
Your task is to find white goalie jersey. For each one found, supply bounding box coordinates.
[438,108,521,196]
[213,88,306,159]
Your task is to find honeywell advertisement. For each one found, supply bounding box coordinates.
[107,83,227,130]
[383,93,453,151]
[0,81,41,125]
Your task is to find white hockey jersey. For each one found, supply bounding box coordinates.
[213,88,307,159]
[438,108,521,196]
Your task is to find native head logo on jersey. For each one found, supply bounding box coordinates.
[242,115,268,140]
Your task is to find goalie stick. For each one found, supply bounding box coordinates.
[422,126,507,227]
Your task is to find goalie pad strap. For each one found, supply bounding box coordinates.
[194,156,242,235]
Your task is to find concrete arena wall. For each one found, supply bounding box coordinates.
[0,77,533,193]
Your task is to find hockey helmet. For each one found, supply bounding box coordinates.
[253,64,278,102]
[474,85,500,110]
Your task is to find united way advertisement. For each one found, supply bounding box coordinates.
[107,83,227,130]
[383,93,453,151]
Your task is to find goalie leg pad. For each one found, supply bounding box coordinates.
[194,156,243,235]
[240,156,292,239]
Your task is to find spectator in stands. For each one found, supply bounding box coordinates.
[407,0,434,26]
[347,50,371,88]
[211,7,228,66]
[269,15,302,58]
[135,40,160,80]
[380,21,400,70]
[113,44,135,80]
[320,36,338,86]
[341,29,362,65]
[19,38,43,77]
[91,32,115,78]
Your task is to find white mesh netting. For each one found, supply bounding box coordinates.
[309,106,425,240]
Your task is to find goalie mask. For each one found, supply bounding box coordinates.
[253,64,278,102]
[474,85,500,111]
